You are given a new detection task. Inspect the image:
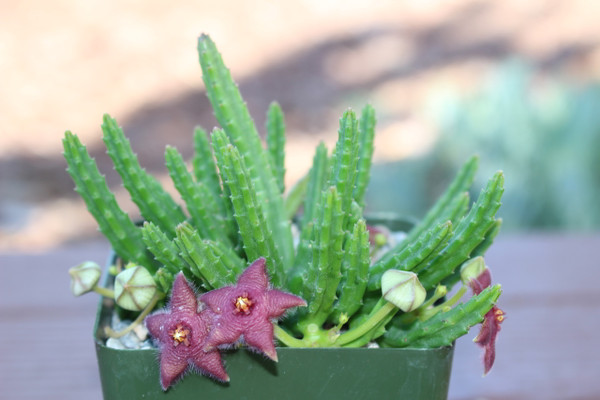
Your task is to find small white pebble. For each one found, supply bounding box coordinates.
[106,337,126,350]
[133,323,149,341]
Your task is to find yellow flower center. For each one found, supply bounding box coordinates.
[234,295,253,315]
[494,309,505,323]
[168,324,190,347]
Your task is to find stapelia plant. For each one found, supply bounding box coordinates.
[65,34,505,390]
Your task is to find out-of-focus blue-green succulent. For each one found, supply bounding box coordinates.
[421,60,600,230]
[63,34,504,371]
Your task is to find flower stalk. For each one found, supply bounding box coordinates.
[93,286,115,298]
[104,291,162,339]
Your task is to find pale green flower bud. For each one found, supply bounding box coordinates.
[114,265,157,311]
[69,261,101,296]
[381,270,426,312]
[460,256,486,284]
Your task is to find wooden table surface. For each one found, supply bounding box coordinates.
[1,234,599,400]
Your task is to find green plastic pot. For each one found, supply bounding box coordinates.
[94,216,454,399]
[95,343,453,400]
[94,283,454,400]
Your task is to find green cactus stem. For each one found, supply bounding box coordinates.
[198,34,294,267]
[191,127,222,200]
[471,218,503,258]
[405,155,478,243]
[419,171,504,290]
[62,131,156,270]
[165,145,231,245]
[330,219,370,325]
[382,284,501,348]
[299,142,329,232]
[101,114,186,238]
[368,220,453,291]
[266,101,286,193]
[141,221,187,291]
[175,222,244,290]
[328,109,360,231]
[299,186,344,328]
[212,130,286,285]
[192,127,237,238]
[353,104,376,207]
[283,173,309,220]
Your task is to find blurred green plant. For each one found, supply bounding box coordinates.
[427,60,600,230]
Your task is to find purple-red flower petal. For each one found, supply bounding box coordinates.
[200,257,306,361]
[243,320,278,361]
[236,257,269,290]
[267,290,307,318]
[468,268,492,295]
[467,267,504,375]
[475,306,504,375]
[144,273,228,390]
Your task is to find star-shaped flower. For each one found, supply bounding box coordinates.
[467,268,505,375]
[145,273,228,390]
[200,257,306,361]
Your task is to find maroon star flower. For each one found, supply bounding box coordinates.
[200,257,306,361]
[145,273,228,390]
[468,268,505,375]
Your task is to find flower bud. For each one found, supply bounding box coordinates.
[381,270,426,312]
[69,261,101,296]
[460,257,486,284]
[114,265,157,311]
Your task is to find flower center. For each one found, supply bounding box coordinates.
[168,324,190,347]
[494,308,505,323]
[234,294,253,315]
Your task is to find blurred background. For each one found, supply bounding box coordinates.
[1,0,599,251]
[2,2,600,399]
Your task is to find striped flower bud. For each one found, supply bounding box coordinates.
[69,261,101,296]
[114,264,157,311]
[381,270,426,312]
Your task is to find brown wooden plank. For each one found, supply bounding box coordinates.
[1,235,599,399]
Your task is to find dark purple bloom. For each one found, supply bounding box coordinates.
[200,258,306,361]
[145,273,228,389]
[468,268,505,375]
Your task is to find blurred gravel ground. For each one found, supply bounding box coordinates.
[1,0,599,250]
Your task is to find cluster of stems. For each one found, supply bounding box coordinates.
[64,34,503,350]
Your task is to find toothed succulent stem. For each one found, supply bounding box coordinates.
[165,145,232,245]
[383,285,501,348]
[419,286,467,322]
[368,220,453,291]
[101,114,186,238]
[198,34,294,268]
[330,219,370,324]
[354,104,376,207]
[266,101,286,194]
[299,186,344,328]
[62,132,156,270]
[405,155,478,243]
[212,130,286,286]
[419,172,505,290]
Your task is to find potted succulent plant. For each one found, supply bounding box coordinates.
[64,34,505,400]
